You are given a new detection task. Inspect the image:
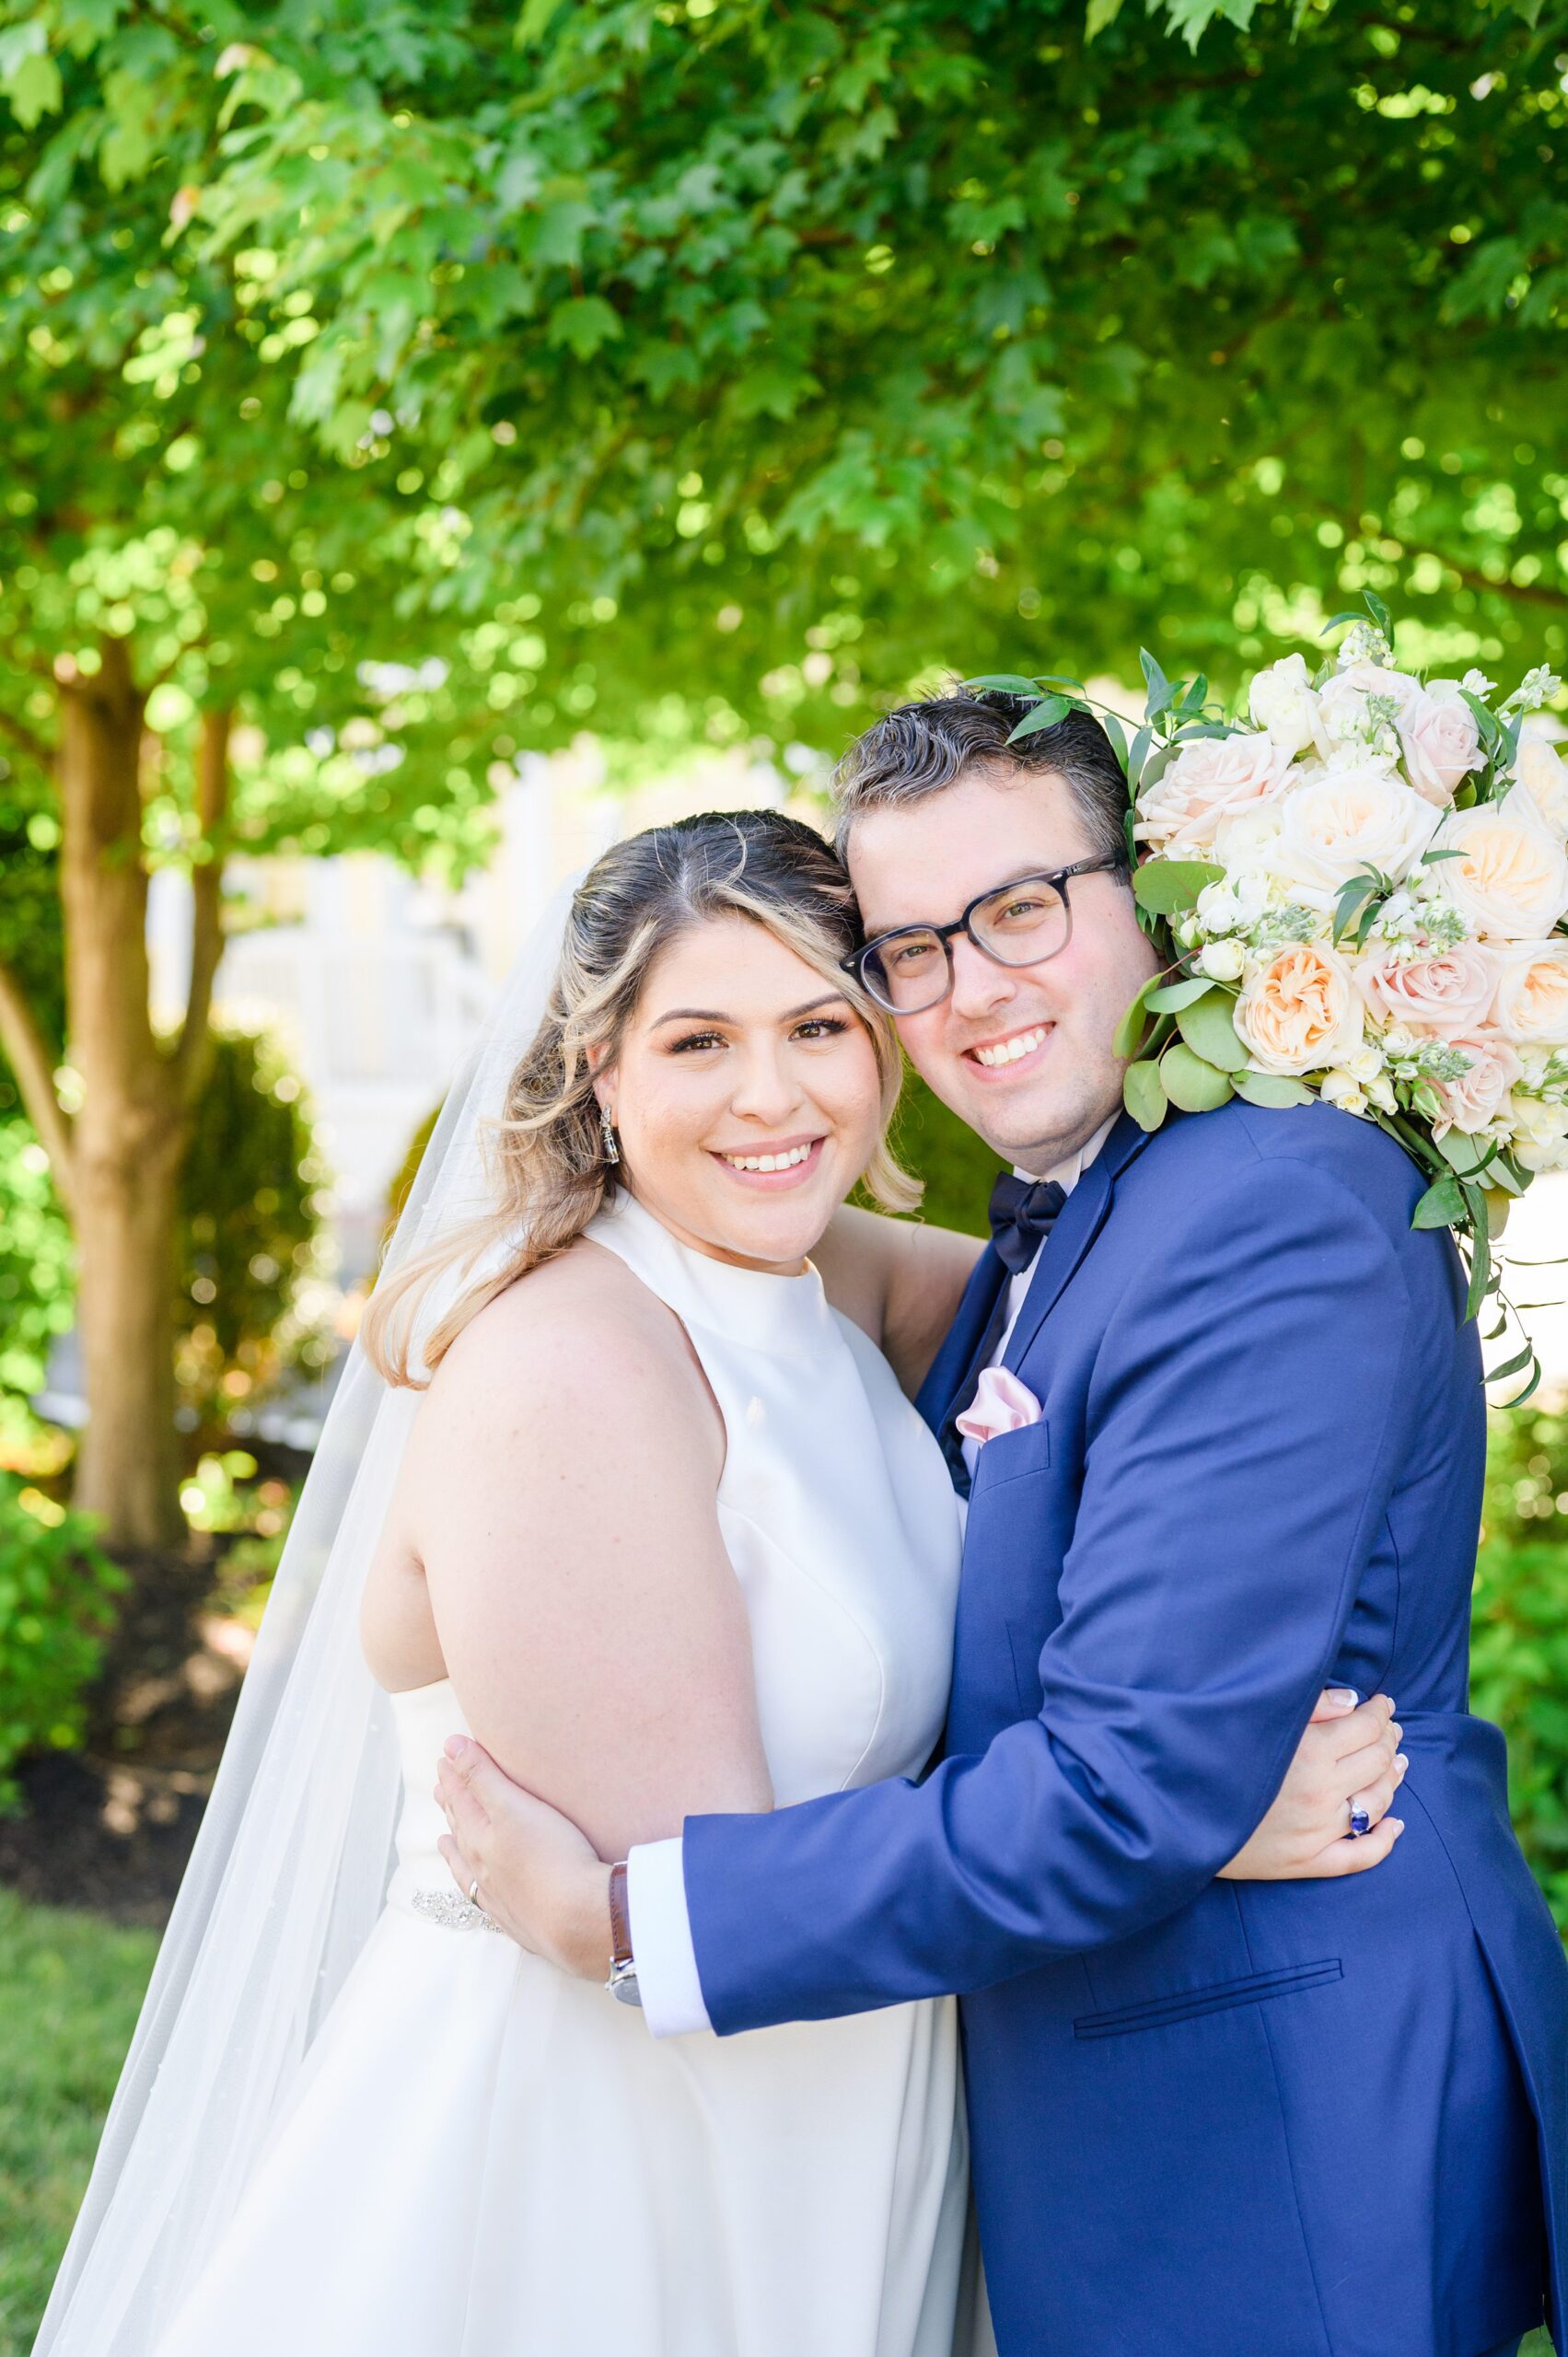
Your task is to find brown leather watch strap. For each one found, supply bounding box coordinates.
[609,1859,633,1972]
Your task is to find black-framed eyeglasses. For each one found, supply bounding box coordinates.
[842,856,1129,1015]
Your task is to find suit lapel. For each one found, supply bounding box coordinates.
[917,1242,1008,1439]
[1002,1111,1157,1376]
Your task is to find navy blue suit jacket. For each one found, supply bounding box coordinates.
[682,1100,1568,2357]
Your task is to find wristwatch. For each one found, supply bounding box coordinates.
[605,1860,642,2007]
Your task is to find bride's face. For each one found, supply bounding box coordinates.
[598,912,884,1274]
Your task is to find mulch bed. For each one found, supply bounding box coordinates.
[0,1747,215,1927]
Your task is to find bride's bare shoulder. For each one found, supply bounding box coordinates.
[415,1237,717,1458]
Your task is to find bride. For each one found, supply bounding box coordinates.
[35,807,1402,2357]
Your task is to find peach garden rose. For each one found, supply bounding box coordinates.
[1431,791,1568,939]
[1236,941,1365,1077]
[1489,940,1568,1048]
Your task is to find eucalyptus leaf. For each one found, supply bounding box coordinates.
[1160,1042,1234,1113]
[1144,976,1213,1013]
[1487,1340,1537,1385]
[962,673,1045,696]
[1139,648,1170,715]
[1176,989,1250,1072]
[1132,859,1225,914]
[1233,1071,1315,1109]
[1112,979,1155,1059]
[1364,588,1392,637]
[1123,1058,1169,1132]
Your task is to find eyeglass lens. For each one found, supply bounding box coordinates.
[865,877,1072,1012]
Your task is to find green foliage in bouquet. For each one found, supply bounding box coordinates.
[968,594,1568,1393]
[0,1477,124,1808]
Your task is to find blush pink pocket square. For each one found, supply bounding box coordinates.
[956,1364,1042,1448]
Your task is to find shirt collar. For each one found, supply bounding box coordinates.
[1015,1111,1119,1201]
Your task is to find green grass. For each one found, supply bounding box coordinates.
[0,1892,157,2357]
[0,1887,1555,2356]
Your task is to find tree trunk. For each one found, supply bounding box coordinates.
[57,637,192,1549]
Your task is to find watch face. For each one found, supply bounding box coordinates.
[608,1961,644,2008]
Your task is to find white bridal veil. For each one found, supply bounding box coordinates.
[33,885,577,2357]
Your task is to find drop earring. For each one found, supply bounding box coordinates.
[599,1105,621,1166]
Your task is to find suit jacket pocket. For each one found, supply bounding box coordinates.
[1073,1958,1343,2040]
[970,1416,1051,1495]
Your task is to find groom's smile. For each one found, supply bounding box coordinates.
[845,762,1159,1174]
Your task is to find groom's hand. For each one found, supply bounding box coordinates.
[1218,1690,1406,1881]
[436,1738,613,1981]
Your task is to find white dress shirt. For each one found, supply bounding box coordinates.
[627,1116,1119,2038]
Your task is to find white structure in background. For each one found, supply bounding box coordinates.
[147,745,789,1284]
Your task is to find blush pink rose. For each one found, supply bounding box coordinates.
[1133,731,1293,857]
[1399,683,1485,809]
[1356,940,1502,1038]
[1430,1030,1523,1137]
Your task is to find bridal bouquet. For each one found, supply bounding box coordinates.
[969,597,1568,1363]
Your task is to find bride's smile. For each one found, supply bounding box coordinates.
[595,911,886,1277]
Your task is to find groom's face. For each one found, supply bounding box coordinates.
[845,764,1160,1173]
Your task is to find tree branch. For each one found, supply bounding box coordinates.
[0,957,75,1212]
[173,703,231,1102]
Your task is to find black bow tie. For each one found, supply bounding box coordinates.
[987,1172,1068,1276]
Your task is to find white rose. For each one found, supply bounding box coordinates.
[1489,939,1568,1046]
[1430,1030,1523,1137]
[1320,1070,1369,1116]
[1248,655,1320,763]
[1399,681,1485,809]
[1272,762,1440,902]
[1196,880,1240,933]
[1508,1094,1568,1172]
[1236,940,1365,1075]
[1512,722,1568,837]
[1133,731,1293,857]
[1316,662,1425,756]
[1430,789,1568,939]
[1197,937,1247,982]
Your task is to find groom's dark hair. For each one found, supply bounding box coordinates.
[832,691,1130,872]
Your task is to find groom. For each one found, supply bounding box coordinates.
[443,695,1567,2355]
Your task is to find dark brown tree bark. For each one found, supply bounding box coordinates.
[0,633,231,1550]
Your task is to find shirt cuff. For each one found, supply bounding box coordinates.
[625,1836,712,2038]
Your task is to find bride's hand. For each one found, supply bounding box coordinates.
[1218,1690,1407,1881]
[436,1737,613,1980]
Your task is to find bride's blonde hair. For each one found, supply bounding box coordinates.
[362,808,919,1388]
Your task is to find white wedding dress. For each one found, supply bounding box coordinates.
[154,1191,982,2357]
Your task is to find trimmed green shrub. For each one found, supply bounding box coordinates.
[0,1029,332,1449]
[1473,1399,1568,1934]
[175,1028,333,1439]
[0,1480,124,1807]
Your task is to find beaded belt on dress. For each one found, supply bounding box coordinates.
[410,1887,504,1933]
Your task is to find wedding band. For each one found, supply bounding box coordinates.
[469,1878,482,1905]
[1348,1805,1372,1840]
